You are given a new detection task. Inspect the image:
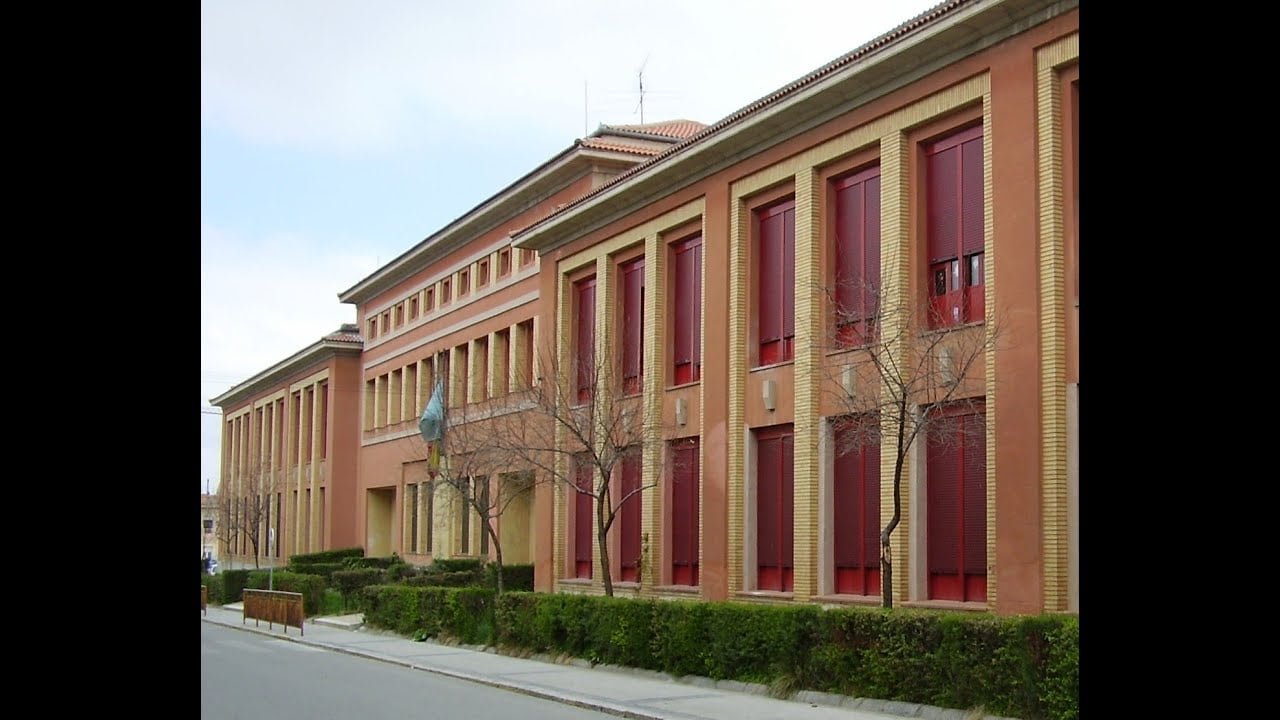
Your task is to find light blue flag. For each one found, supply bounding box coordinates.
[419,379,446,442]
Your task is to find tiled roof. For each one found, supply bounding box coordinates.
[323,323,363,344]
[579,119,709,156]
[598,119,706,140]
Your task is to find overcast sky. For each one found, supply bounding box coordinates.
[200,0,944,494]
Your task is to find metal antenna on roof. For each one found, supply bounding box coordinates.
[635,53,650,124]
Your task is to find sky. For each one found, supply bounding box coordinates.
[200,0,945,495]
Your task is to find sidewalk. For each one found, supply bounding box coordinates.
[202,604,1016,720]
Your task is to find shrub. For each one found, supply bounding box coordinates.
[202,573,226,605]
[245,570,326,616]
[430,558,483,573]
[288,547,364,565]
[344,554,401,570]
[220,569,250,603]
[486,564,534,592]
[403,570,483,588]
[283,562,345,580]
[331,569,386,610]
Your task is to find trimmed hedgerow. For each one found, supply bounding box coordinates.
[245,570,325,616]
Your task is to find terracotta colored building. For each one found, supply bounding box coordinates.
[210,0,1078,616]
[335,121,705,566]
[513,0,1079,615]
[210,325,364,568]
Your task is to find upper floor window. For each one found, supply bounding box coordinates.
[459,268,470,297]
[441,277,452,305]
[426,286,436,312]
[574,276,597,404]
[498,248,512,278]
[833,166,881,347]
[619,257,644,396]
[925,124,984,329]
[671,234,702,385]
[477,258,490,288]
[409,295,419,320]
[755,199,795,366]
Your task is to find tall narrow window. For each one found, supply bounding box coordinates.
[499,248,512,278]
[477,258,490,288]
[669,438,700,586]
[459,268,470,297]
[475,336,489,403]
[756,200,795,366]
[926,406,987,602]
[426,286,436,312]
[619,257,645,396]
[619,449,642,582]
[671,234,702,385]
[833,167,881,347]
[574,277,597,404]
[832,416,880,595]
[574,457,593,578]
[518,319,534,388]
[456,344,469,406]
[409,295,419,320]
[442,277,452,305]
[476,477,490,556]
[459,477,471,555]
[408,483,419,552]
[755,426,794,591]
[926,125,985,329]
[423,482,434,554]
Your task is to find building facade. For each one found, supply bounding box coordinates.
[335,121,705,567]
[210,0,1078,616]
[210,325,364,568]
[513,0,1079,615]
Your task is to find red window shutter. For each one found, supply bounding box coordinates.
[620,451,642,581]
[756,435,779,571]
[833,168,882,346]
[927,146,959,266]
[670,440,700,585]
[833,420,881,574]
[576,278,596,402]
[781,205,795,349]
[758,212,781,344]
[672,236,703,384]
[691,241,701,378]
[575,460,593,578]
[780,433,794,589]
[927,434,961,577]
[622,259,644,394]
[962,413,987,576]
[961,137,984,257]
[756,201,795,365]
[756,426,794,591]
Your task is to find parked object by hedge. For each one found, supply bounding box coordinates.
[246,570,325,616]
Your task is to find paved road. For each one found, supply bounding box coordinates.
[200,621,617,720]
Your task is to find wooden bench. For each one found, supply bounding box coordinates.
[201,585,208,615]
[242,589,305,635]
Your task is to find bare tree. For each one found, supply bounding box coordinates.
[823,278,999,608]
[413,399,540,595]
[488,333,668,597]
[214,492,239,569]
[220,458,280,570]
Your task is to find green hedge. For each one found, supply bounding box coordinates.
[403,570,484,588]
[344,554,400,570]
[289,547,365,565]
[331,569,386,610]
[429,558,483,573]
[284,562,346,579]
[491,593,1077,720]
[201,574,226,605]
[361,585,496,645]
[246,570,326,616]
[486,564,534,592]
[220,569,251,603]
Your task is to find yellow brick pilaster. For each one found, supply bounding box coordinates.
[642,229,664,591]
[1037,33,1078,612]
[879,130,913,606]
[727,191,748,595]
[792,168,822,601]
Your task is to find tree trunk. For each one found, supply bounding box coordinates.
[492,536,505,595]
[597,496,614,597]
